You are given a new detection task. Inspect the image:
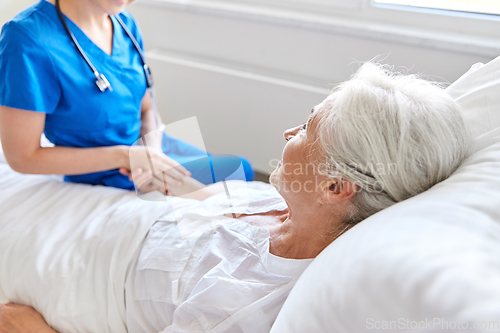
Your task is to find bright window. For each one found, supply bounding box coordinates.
[373,0,500,15]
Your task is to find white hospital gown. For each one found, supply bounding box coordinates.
[125,185,313,333]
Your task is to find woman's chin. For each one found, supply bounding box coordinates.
[112,0,128,6]
[269,171,277,188]
[107,0,128,14]
[269,172,284,197]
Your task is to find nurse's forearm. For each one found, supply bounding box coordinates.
[9,145,129,175]
[140,107,162,150]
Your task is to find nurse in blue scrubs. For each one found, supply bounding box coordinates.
[0,0,253,193]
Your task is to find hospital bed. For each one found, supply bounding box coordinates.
[1,55,500,333]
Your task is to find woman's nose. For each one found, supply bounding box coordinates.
[283,125,301,141]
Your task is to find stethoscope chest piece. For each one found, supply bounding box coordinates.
[95,72,113,92]
[143,64,154,88]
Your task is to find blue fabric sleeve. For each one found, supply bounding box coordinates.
[0,21,61,113]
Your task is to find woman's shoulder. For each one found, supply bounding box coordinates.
[116,10,138,25]
[8,1,45,24]
[116,10,143,43]
[1,1,58,47]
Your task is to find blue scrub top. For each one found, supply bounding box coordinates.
[0,0,146,189]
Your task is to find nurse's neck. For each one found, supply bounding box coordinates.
[47,0,113,33]
[47,0,115,55]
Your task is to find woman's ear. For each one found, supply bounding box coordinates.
[320,178,358,204]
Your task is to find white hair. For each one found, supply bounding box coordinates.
[317,63,471,225]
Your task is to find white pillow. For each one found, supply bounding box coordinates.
[271,56,500,333]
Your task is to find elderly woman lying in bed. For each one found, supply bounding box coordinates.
[0,63,470,333]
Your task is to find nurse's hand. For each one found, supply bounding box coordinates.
[0,303,56,333]
[120,167,170,194]
[120,146,191,193]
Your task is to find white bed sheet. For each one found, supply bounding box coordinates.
[0,153,173,333]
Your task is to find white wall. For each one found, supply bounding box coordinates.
[128,0,498,173]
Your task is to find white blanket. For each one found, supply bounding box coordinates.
[0,158,173,333]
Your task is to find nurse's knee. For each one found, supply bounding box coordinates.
[211,155,254,182]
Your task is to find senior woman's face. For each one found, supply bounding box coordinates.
[270,103,326,202]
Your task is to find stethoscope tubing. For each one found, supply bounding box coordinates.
[55,0,99,75]
[54,0,164,130]
[55,0,154,90]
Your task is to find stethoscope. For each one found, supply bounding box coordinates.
[55,0,164,130]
